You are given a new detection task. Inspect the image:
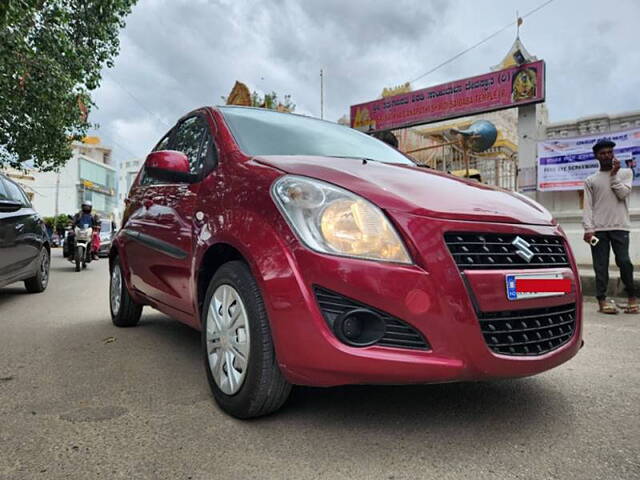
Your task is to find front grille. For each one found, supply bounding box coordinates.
[314,287,430,351]
[445,233,569,269]
[478,303,576,356]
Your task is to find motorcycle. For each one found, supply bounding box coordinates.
[67,225,94,272]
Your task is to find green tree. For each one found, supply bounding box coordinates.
[42,216,55,230]
[54,213,71,232]
[0,0,137,171]
[250,91,296,112]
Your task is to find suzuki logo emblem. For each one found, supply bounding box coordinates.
[512,236,534,263]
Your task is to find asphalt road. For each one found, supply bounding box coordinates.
[1,250,639,480]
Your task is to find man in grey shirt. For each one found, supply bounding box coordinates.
[583,139,637,314]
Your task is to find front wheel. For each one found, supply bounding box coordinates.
[202,261,291,418]
[74,249,81,272]
[110,256,143,327]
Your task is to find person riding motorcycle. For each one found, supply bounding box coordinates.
[69,201,101,260]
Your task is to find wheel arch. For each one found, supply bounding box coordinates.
[196,242,246,322]
[108,244,119,273]
[192,209,302,333]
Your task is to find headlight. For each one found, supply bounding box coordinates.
[272,175,411,264]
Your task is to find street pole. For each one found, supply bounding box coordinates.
[320,68,324,120]
[54,172,60,217]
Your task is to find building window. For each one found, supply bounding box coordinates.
[79,158,115,190]
[126,171,137,192]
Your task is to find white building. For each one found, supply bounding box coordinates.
[31,137,117,219]
[537,111,640,265]
[114,158,144,225]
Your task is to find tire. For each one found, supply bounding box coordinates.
[24,248,50,293]
[74,249,81,272]
[110,256,143,327]
[202,261,291,419]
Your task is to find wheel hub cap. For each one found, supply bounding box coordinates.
[206,284,250,395]
[41,252,49,287]
[110,265,122,315]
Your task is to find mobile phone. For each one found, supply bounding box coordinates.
[590,236,600,246]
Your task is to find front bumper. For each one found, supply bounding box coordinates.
[263,212,583,387]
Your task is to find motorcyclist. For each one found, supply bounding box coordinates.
[71,201,101,260]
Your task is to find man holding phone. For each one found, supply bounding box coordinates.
[583,139,637,314]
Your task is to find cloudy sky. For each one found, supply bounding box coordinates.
[89,0,640,166]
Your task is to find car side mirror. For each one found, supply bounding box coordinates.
[144,150,198,183]
[0,199,22,212]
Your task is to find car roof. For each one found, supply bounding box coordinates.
[214,105,338,125]
[173,105,350,138]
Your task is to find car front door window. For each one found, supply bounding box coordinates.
[173,116,209,177]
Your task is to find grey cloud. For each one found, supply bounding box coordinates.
[87,0,639,166]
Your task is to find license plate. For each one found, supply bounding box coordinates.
[505,273,570,300]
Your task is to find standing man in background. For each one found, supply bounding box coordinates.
[583,139,637,314]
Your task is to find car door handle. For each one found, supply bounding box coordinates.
[15,223,24,231]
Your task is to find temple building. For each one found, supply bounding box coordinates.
[376,37,547,191]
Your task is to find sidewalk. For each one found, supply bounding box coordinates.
[578,264,640,297]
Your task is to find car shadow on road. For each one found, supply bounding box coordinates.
[50,263,75,273]
[287,378,565,424]
[132,312,573,439]
[0,286,30,307]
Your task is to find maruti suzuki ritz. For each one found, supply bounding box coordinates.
[110,106,582,418]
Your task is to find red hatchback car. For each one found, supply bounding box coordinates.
[110,106,582,418]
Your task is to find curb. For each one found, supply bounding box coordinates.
[579,267,640,298]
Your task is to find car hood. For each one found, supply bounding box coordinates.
[255,155,554,225]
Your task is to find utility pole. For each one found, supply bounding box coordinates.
[54,172,60,217]
[320,68,324,119]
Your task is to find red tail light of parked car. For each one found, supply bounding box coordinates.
[109,106,582,418]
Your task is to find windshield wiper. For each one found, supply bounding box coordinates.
[330,155,412,166]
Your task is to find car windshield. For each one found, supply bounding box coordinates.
[219,107,414,165]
